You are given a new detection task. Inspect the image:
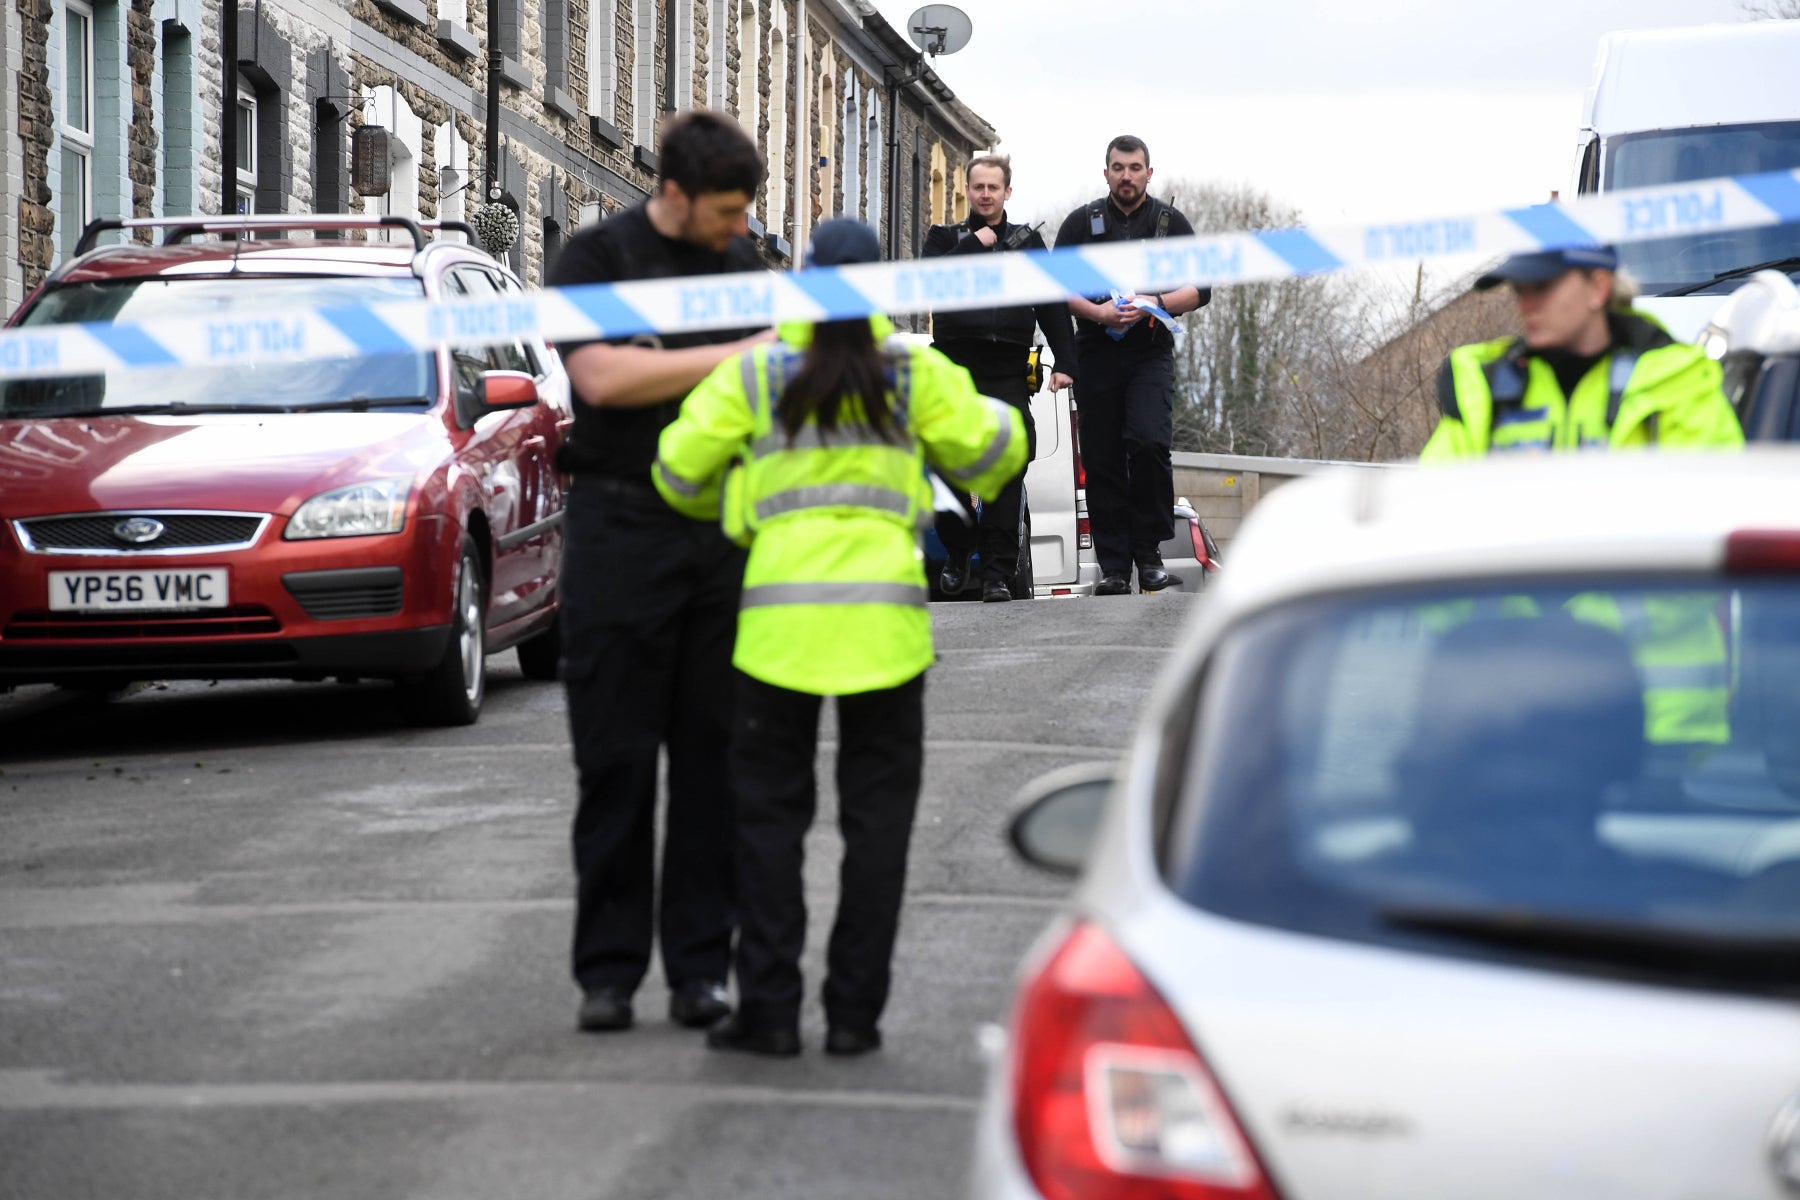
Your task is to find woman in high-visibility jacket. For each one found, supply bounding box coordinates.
[1422,245,1742,746]
[653,218,1027,1058]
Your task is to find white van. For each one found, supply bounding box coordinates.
[1572,21,1800,341]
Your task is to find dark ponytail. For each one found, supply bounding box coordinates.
[778,319,901,444]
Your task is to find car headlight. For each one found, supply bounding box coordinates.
[1695,322,1730,361]
[285,477,412,539]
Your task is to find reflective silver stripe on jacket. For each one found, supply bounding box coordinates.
[741,581,930,610]
[754,483,914,520]
[740,351,760,408]
[752,423,912,457]
[655,458,706,497]
[939,395,1015,485]
[1639,662,1730,691]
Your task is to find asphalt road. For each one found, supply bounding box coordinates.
[0,593,1196,1200]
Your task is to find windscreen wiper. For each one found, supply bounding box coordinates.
[282,397,430,413]
[1378,903,1800,987]
[17,402,309,418]
[1662,256,1800,297]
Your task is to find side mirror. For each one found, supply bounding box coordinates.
[1007,761,1119,877]
[480,370,539,411]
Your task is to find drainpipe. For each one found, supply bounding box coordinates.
[884,70,899,259]
[485,0,502,200]
[222,2,237,216]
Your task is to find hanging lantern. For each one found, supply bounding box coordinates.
[351,125,392,197]
[472,201,521,256]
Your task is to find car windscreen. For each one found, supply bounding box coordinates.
[0,275,435,418]
[1606,121,1800,294]
[1165,579,1800,995]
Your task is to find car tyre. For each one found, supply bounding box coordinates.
[406,536,487,726]
[515,614,561,681]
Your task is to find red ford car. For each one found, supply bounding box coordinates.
[0,215,571,725]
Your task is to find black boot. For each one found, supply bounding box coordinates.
[939,552,973,595]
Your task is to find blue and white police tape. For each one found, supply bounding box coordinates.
[1104,290,1181,341]
[2,168,1797,383]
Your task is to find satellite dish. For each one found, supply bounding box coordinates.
[906,4,972,56]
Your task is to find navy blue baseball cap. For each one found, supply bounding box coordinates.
[1475,245,1620,290]
[806,218,882,267]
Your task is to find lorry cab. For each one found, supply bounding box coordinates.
[1572,21,1800,342]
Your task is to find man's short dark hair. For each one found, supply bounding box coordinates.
[660,110,766,198]
[966,154,1012,187]
[1105,135,1150,168]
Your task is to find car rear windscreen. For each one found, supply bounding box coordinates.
[1,276,434,418]
[1165,579,1800,994]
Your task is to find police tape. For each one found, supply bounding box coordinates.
[2,169,1798,382]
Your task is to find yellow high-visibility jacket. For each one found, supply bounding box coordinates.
[1421,309,1742,458]
[1421,309,1741,744]
[654,316,1026,695]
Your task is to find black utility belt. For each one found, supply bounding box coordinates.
[569,474,660,498]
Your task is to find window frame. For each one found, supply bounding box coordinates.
[235,81,258,216]
[59,0,97,257]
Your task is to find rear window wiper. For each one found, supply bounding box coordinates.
[1663,256,1800,297]
[1378,903,1800,987]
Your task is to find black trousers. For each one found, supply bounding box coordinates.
[562,478,745,994]
[1075,344,1176,579]
[932,343,1036,582]
[730,670,926,1034]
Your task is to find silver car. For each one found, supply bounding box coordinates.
[971,450,1800,1200]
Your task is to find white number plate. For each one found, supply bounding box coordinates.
[49,569,230,612]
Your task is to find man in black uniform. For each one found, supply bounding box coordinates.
[548,111,772,1034]
[923,155,1077,603]
[1053,134,1209,595]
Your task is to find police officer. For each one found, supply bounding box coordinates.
[548,111,772,1035]
[923,154,1078,602]
[1053,134,1209,595]
[653,219,1026,1056]
[1424,244,1743,747]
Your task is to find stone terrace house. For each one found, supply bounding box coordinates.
[2,0,998,314]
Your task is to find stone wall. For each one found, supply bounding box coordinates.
[10,0,994,294]
[18,0,53,289]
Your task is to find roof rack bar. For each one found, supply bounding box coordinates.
[71,214,442,255]
[423,220,479,245]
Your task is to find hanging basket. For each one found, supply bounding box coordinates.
[472,202,520,256]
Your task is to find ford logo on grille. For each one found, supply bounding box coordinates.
[114,517,166,544]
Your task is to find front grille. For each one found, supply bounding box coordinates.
[15,512,267,554]
[4,606,282,641]
[283,567,404,621]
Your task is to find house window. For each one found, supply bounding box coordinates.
[842,77,859,219]
[587,0,617,121]
[767,22,787,234]
[634,0,657,146]
[866,109,881,233]
[60,0,95,257]
[160,20,195,216]
[735,0,758,137]
[235,85,258,214]
[673,0,693,112]
[708,0,728,110]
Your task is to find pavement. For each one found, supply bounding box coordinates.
[0,592,1197,1200]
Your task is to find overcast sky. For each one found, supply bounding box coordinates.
[868,0,1758,235]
